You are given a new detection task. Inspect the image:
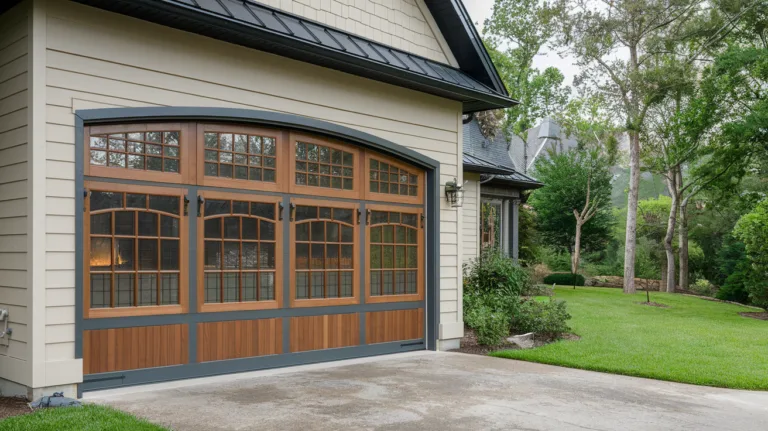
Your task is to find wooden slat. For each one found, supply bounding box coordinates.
[83,324,188,374]
[289,313,360,353]
[196,318,282,362]
[366,309,424,344]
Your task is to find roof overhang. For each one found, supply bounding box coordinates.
[463,153,517,175]
[484,173,544,190]
[1,0,23,15]
[68,0,517,113]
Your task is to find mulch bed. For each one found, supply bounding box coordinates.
[739,312,768,321]
[636,301,669,308]
[450,328,579,356]
[0,396,32,420]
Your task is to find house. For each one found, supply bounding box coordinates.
[507,117,579,174]
[0,0,517,398]
[461,117,542,264]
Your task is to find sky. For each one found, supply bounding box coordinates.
[462,0,580,86]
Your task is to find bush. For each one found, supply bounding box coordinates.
[512,298,571,338]
[465,304,510,346]
[536,247,572,272]
[464,249,531,297]
[543,272,585,286]
[734,200,768,311]
[691,279,715,297]
[716,269,751,304]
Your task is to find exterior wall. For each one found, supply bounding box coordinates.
[0,1,31,396]
[263,0,456,65]
[461,173,480,264]
[33,0,465,389]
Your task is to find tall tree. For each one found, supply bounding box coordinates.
[556,0,747,293]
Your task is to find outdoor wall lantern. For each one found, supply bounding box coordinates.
[445,178,464,208]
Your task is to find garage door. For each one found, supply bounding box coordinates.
[78,119,432,392]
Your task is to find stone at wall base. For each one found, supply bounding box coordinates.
[507,333,535,349]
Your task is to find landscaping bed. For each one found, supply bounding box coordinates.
[0,397,30,421]
[740,312,768,321]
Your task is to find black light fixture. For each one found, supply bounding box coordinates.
[445,178,464,208]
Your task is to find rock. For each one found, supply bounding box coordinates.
[507,332,535,349]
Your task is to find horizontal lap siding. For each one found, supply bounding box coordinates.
[0,3,29,370]
[462,175,480,263]
[43,0,463,365]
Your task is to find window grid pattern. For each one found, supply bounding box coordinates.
[295,142,354,190]
[369,159,418,196]
[369,211,419,296]
[204,132,277,182]
[90,131,181,173]
[294,205,355,299]
[88,191,181,308]
[203,199,277,303]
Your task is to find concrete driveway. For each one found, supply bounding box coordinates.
[88,351,768,431]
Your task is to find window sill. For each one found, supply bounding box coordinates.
[366,293,423,303]
[290,297,359,308]
[199,301,280,313]
[86,305,185,319]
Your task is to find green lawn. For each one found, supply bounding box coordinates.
[492,286,768,390]
[0,405,167,431]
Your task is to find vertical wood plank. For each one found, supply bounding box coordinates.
[83,324,189,374]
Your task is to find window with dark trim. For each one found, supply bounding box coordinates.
[368,210,419,296]
[203,132,277,182]
[369,158,418,196]
[89,131,181,173]
[294,141,354,190]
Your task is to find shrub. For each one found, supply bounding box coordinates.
[512,298,571,338]
[543,272,585,286]
[716,269,751,304]
[464,249,531,297]
[466,304,510,346]
[734,200,768,311]
[691,279,715,297]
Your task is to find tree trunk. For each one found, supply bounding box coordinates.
[660,258,668,292]
[679,199,690,291]
[572,222,583,276]
[623,130,641,294]
[663,169,678,293]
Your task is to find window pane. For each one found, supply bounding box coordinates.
[259,243,275,269]
[223,242,239,269]
[220,164,233,178]
[128,155,145,169]
[296,223,309,242]
[260,220,275,241]
[250,136,262,154]
[371,211,387,225]
[160,239,179,270]
[234,134,248,153]
[138,274,157,306]
[296,243,309,269]
[333,209,353,224]
[326,245,339,269]
[371,271,381,296]
[383,271,393,295]
[370,226,381,243]
[406,271,417,294]
[311,272,324,298]
[370,245,381,269]
[311,221,325,241]
[263,138,276,156]
[340,245,353,269]
[91,137,108,149]
[311,244,324,269]
[295,205,317,221]
[126,194,146,209]
[223,273,238,302]
[396,226,406,243]
[161,274,179,305]
[382,226,394,243]
[341,272,353,297]
[205,133,218,148]
[205,273,220,303]
[149,195,180,215]
[204,241,221,270]
[91,191,122,211]
[90,150,107,165]
[382,245,393,268]
[164,131,179,145]
[243,273,257,301]
[260,273,275,300]
[114,238,134,271]
[233,201,249,215]
[205,218,222,239]
[341,225,354,243]
[407,228,418,244]
[242,218,258,240]
[403,214,418,228]
[109,152,126,168]
[251,203,275,220]
[205,199,230,216]
[407,246,418,268]
[296,272,309,299]
[319,207,332,219]
[220,134,233,151]
[326,223,339,242]
[160,215,179,238]
[90,238,111,271]
[235,165,248,180]
[223,217,240,239]
[90,213,111,235]
[116,274,134,307]
[327,271,339,297]
[242,243,258,269]
[90,274,111,308]
[164,159,179,173]
[390,212,400,224]
[396,245,406,268]
[395,271,406,294]
[138,212,158,237]
[205,163,218,176]
[138,239,158,270]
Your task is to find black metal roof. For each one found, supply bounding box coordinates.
[484,172,543,189]
[462,153,516,175]
[69,0,517,113]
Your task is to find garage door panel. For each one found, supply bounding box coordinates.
[197,318,283,362]
[83,324,188,374]
[366,309,424,344]
[290,313,360,353]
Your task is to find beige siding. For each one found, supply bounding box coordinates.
[41,0,464,375]
[262,0,455,65]
[0,2,29,384]
[462,173,480,264]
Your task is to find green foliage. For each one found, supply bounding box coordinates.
[465,303,511,347]
[0,404,168,431]
[464,249,531,298]
[536,246,572,272]
[512,298,572,338]
[717,270,752,304]
[691,279,715,297]
[543,273,585,286]
[734,200,768,311]
[529,150,613,253]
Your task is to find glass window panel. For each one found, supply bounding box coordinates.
[407,246,418,268]
[319,147,330,163]
[205,150,218,162]
[250,202,275,220]
[260,220,275,241]
[342,168,353,177]
[90,137,107,149]
[90,274,111,308]
[296,243,309,269]
[307,144,318,161]
[296,161,307,172]
[126,194,146,209]
[325,245,339,269]
[223,273,239,302]
[370,245,381,269]
[90,213,111,235]
[91,191,123,211]
[342,152,353,166]
[402,214,418,228]
[205,163,218,176]
[205,218,222,239]
[371,211,388,225]
[407,228,418,244]
[109,139,126,152]
[220,152,233,163]
[311,272,324,298]
[390,184,399,194]
[370,181,379,192]
[149,195,180,215]
[380,162,389,172]
[370,226,381,243]
[396,226,406,244]
[145,144,162,155]
[319,207,332,219]
[319,176,330,188]
[243,273,257,301]
[205,199,230,216]
[340,245,353,269]
[295,223,309,242]
[251,156,263,166]
[223,242,239,269]
[114,238,134,271]
[220,164,233,178]
[223,217,240,239]
[295,142,307,160]
[395,271,406,294]
[341,272,353,297]
[331,177,342,189]
[204,241,221,269]
[331,166,342,177]
[259,243,275,269]
[327,271,339,297]
[219,134,233,151]
[250,136,262,154]
[128,155,145,169]
[205,273,220,303]
[115,274,134,307]
[261,273,275,300]
[390,211,400,224]
[331,149,342,165]
[341,225,354,243]
[147,157,162,171]
[90,238,112,271]
[90,150,107,166]
[234,134,248,153]
[296,272,309,299]
[138,212,158,237]
[164,131,179,145]
[138,274,158,306]
[128,141,144,153]
[146,131,161,143]
[370,159,379,170]
[161,274,179,305]
[164,159,180,173]
[308,174,319,186]
[382,245,394,268]
[263,138,276,156]
[160,239,179,270]
[382,271,393,295]
[204,133,218,148]
[242,218,258,240]
[234,165,248,180]
[326,223,339,242]
[164,146,180,157]
[396,245,406,268]
[229,201,248,215]
[296,205,317,222]
[409,186,418,196]
[160,215,179,238]
[242,243,258,269]
[333,209,353,224]
[250,168,262,181]
[310,221,325,241]
[382,226,394,243]
[138,239,158,270]
[263,168,276,182]
[371,271,381,296]
[406,271,417,294]
[319,164,330,175]
[343,178,354,190]
[311,244,324,269]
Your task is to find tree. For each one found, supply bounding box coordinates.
[734,200,768,311]
[484,0,570,166]
[529,150,613,274]
[555,0,748,293]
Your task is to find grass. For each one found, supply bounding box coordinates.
[0,404,167,431]
[492,286,768,390]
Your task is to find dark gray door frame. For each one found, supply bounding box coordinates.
[74,107,442,392]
